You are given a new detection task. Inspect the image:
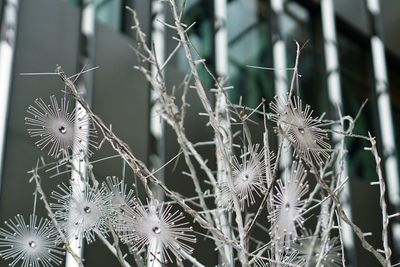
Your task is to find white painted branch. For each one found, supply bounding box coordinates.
[366,0,400,254]
[271,0,291,178]
[66,1,95,266]
[214,0,234,265]
[149,2,167,266]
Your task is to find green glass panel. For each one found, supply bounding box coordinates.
[67,0,80,6]
[95,0,121,31]
[182,0,214,88]
[227,0,273,108]
[338,34,376,181]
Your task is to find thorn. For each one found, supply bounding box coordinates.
[389,212,400,219]
[194,59,206,65]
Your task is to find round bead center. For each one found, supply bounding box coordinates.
[84,206,91,213]
[59,126,67,134]
[242,174,249,181]
[152,226,161,234]
[28,241,36,248]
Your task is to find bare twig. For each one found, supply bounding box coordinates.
[366,133,392,266]
[28,160,84,267]
[56,66,242,257]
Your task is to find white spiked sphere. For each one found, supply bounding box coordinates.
[0,214,64,267]
[270,95,331,166]
[116,200,196,264]
[25,95,97,158]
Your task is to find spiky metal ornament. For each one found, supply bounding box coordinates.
[25,95,97,158]
[117,200,196,264]
[50,183,112,245]
[218,144,273,210]
[269,161,309,244]
[0,214,64,267]
[270,95,331,166]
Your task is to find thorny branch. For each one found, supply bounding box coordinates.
[167,1,248,263]
[127,6,232,261]
[55,66,243,256]
[367,132,392,266]
[311,163,387,265]
[12,1,397,266]
[128,4,246,264]
[28,161,84,267]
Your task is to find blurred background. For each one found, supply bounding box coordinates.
[0,0,399,266]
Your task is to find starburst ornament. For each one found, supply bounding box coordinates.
[0,214,64,267]
[25,95,97,158]
[270,95,331,166]
[269,161,309,244]
[254,250,304,267]
[50,183,112,245]
[218,145,273,210]
[293,232,342,267]
[104,176,136,209]
[117,200,196,264]
[103,176,136,229]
